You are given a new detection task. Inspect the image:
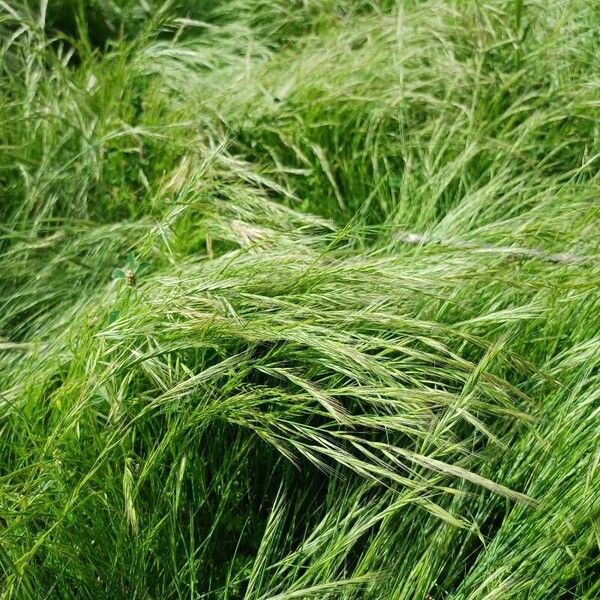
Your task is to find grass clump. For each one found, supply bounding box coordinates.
[0,0,599,598]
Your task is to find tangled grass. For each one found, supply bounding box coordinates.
[0,1,599,598]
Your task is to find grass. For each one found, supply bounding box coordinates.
[0,0,599,598]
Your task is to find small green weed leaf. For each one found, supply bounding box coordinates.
[112,268,126,279]
[135,261,150,276]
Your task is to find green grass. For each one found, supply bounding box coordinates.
[1,0,599,598]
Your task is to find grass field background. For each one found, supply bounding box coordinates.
[0,1,599,598]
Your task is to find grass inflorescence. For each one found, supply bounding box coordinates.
[0,0,599,598]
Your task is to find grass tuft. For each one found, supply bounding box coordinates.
[1,0,599,598]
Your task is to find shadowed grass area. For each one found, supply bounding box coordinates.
[0,0,599,598]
